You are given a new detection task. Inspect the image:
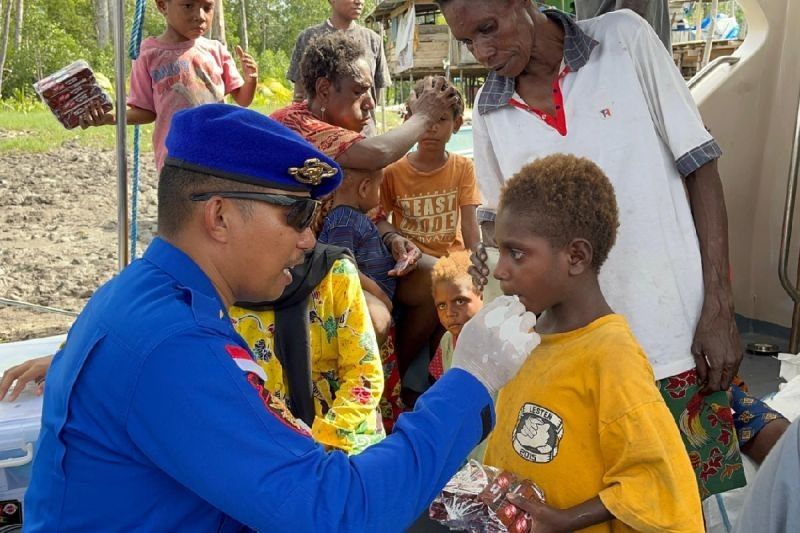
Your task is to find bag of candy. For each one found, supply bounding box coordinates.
[429,460,545,532]
[33,60,113,130]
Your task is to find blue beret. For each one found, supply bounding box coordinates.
[164,104,342,198]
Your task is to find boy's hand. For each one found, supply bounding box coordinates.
[0,355,53,402]
[235,45,258,80]
[506,494,570,533]
[78,100,115,129]
[407,76,458,127]
[387,234,422,277]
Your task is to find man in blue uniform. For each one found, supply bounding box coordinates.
[24,104,538,531]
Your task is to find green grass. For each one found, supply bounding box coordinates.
[0,103,283,154]
[0,108,155,154]
[0,103,406,154]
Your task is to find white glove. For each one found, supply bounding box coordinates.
[451,295,540,395]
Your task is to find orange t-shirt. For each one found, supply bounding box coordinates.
[381,153,482,257]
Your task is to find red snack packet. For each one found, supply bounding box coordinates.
[479,470,518,510]
[429,461,545,533]
[33,60,113,130]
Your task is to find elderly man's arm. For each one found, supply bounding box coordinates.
[685,158,742,391]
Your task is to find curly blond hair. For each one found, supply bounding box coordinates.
[499,154,620,270]
[431,251,476,295]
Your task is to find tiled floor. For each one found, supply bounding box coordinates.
[738,330,787,398]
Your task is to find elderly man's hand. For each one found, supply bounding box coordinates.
[691,299,742,392]
[0,355,53,402]
[407,76,459,126]
[469,243,491,292]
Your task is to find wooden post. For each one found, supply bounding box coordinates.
[380,21,387,133]
[701,0,719,68]
[694,1,703,41]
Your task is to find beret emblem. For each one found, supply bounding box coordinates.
[288,158,338,186]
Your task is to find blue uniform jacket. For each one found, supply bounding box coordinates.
[24,238,494,531]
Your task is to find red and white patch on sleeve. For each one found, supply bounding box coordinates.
[224,344,311,436]
[225,344,268,383]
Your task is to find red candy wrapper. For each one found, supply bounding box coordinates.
[33,60,113,130]
[429,461,545,532]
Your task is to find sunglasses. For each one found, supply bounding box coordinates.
[190,192,319,231]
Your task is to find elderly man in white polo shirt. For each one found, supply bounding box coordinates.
[438,0,745,499]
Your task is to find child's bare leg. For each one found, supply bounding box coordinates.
[364,291,391,347]
[395,254,440,380]
[729,384,791,464]
[741,417,791,464]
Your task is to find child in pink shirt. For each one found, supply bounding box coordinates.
[81,0,258,170]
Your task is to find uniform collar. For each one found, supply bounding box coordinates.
[143,237,226,313]
[476,9,599,115]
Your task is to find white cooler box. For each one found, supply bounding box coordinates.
[0,334,66,529]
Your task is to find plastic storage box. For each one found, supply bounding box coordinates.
[0,335,66,529]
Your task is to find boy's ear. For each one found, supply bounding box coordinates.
[357,177,371,199]
[155,0,168,14]
[453,115,464,133]
[567,238,593,276]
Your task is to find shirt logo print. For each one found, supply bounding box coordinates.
[600,108,612,119]
[512,402,564,463]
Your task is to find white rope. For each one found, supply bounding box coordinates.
[0,297,79,317]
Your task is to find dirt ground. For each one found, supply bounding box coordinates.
[0,142,158,342]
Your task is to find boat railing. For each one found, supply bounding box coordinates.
[687,55,741,90]
[778,83,800,351]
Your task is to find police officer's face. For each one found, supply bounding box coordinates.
[228,191,317,302]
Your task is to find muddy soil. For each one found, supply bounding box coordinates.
[0,143,158,342]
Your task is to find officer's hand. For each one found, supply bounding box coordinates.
[451,296,539,395]
[0,355,53,402]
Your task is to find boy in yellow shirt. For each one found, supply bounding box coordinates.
[484,154,703,532]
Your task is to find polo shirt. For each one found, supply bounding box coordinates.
[472,9,718,380]
[24,237,494,531]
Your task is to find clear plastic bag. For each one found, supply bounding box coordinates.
[429,460,545,532]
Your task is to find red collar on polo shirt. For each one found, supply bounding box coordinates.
[508,66,570,136]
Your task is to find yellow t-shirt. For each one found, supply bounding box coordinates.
[484,314,703,532]
[381,152,482,258]
[229,259,385,454]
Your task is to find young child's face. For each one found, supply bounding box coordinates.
[433,277,483,340]
[157,0,214,40]
[417,110,462,153]
[493,207,571,314]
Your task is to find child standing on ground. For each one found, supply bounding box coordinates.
[381,78,481,258]
[80,0,258,170]
[484,154,703,531]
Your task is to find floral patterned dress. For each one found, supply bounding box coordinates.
[229,259,386,454]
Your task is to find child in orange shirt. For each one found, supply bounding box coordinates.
[381,79,482,258]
